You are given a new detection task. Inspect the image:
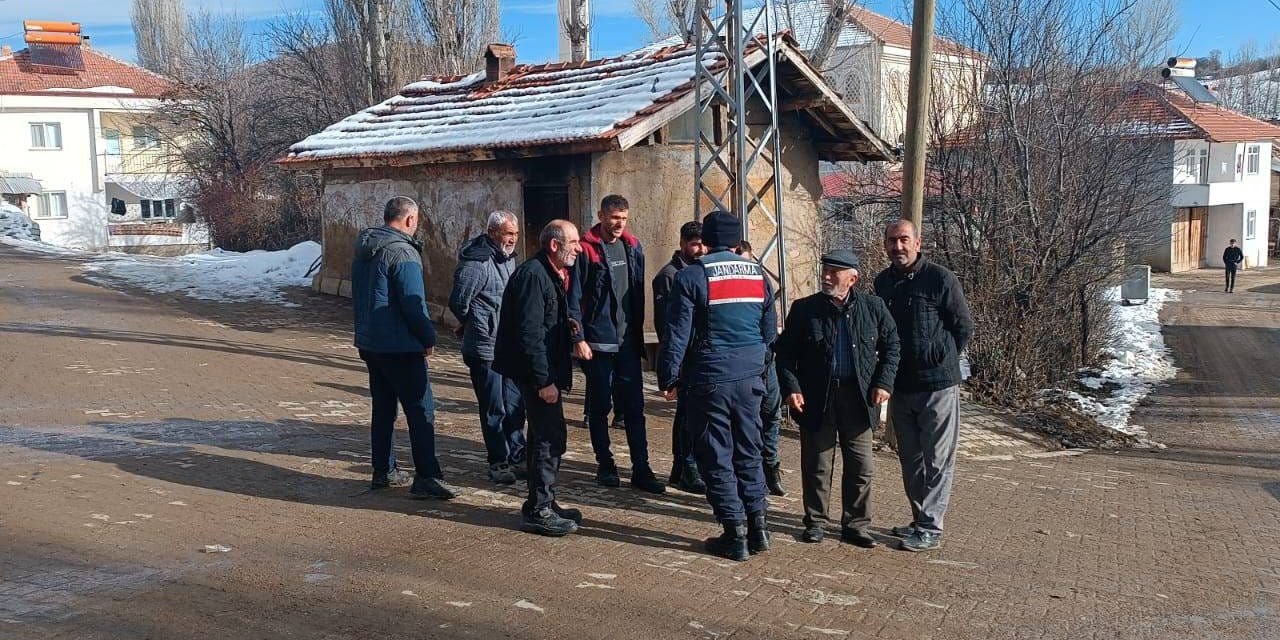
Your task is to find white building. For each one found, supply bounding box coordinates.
[0,28,206,254]
[1128,86,1280,271]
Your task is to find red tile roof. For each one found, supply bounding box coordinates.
[0,46,172,98]
[848,7,978,58]
[1153,86,1280,143]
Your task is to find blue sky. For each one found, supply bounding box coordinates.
[0,0,1275,67]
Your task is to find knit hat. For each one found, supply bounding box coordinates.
[701,211,741,249]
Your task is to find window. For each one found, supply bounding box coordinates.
[1246,210,1257,240]
[1246,144,1261,175]
[103,128,121,155]
[29,122,62,149]
[140,198,175,219]
[1183,148,1210,183]
[132,125,160,150]
[33,192,68,219]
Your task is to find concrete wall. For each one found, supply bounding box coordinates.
[315,162,525,318]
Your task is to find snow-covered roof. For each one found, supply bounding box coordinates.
[281,35,896,169]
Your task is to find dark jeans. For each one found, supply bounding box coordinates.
[521,383,567,514]
[800,385,873,529]
[464,354,527,466]
[761,360,782,466]
[688,376,768,522]
[670,387,697,472]
[360,350,443,480]
[583,344,650,470]
[1226,266,1238,291]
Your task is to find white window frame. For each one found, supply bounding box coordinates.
[1246,210,1257,240]
[132,125,160,150]
[1197,148,1209,183]
[33,191,68,219]
[103,128,122,155]
[1245,144,1261,175]
[29,122,62,150]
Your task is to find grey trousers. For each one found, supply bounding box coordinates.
[800,388,873,530]
[890,385,960,534]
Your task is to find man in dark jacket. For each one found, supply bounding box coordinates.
[775,250,899,547]
[351,196,456,500]
[737,240,786,497]
[494,220,585,537]
[652,220,706,494]
[449,210,526,485]
[658,212,776,562]
[1223,239,1244,292]
[568,195,664,493]
[874,219,975,552]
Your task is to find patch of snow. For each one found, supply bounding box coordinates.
[0,202,40,241]
[1055,286,1180,436]
[82,242,321,307]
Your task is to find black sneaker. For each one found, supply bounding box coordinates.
[610,416,626,431]
[764,462,786,497]
[408,476,459,500]
[900,530,942,552]
[889,524,917,538]
[596,463,621,488]
[551,502,583,525]
[800,525,825,543]
[630,468,666,494]
[510,461,528,481]
[488,463,517,485]
[841,527,878,548]
[705,522,749,561]
[371,468,413,490]
[521,507,578,537]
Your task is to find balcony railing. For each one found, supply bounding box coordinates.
[103,152,175,175]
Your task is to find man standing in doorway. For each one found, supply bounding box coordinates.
[449,210,525,485]
[658,212,776,562]
[874,220,974,552]
[351,196,457,500]
[494,220,585,537]
[569,195,665,494]
[1223,239,1244,293]
[653,220,707,494]
[775,250,899,547]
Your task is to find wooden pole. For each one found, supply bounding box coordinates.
[900,0,936,229]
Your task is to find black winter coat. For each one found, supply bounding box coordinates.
[492,252,576,392]
[774,291,900,431]
[873,257,974,393]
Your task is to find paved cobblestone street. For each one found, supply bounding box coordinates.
[1,244,1277,639]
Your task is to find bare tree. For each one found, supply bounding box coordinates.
[415,0,501,76]
[131,0,186,76]
[563,0,591,62]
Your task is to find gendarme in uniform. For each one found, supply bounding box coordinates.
[657,211,777,561]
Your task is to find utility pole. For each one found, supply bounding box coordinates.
[900,0,935,229]
[693,0,789,311]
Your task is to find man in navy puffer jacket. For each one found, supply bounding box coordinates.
[352,196,456,500]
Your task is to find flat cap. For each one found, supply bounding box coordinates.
[820,249,860,270]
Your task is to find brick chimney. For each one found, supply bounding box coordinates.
[485,44,516,83]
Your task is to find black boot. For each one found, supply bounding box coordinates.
[764,462,785,497]
[747,511,770,555]
[678,463,707,495]
[705,521,749,561]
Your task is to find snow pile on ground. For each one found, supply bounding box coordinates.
[83,242,321,307]
[0,202,39,240]
[1054,286,1179,437]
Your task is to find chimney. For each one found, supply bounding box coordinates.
[1,45,11,57]
[485,44,516,83]
[81,35,91,48]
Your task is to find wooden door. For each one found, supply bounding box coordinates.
[1171,207,1207,272]
[1188,208,1206,268]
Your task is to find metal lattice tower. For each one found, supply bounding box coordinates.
[693,0,789,310]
